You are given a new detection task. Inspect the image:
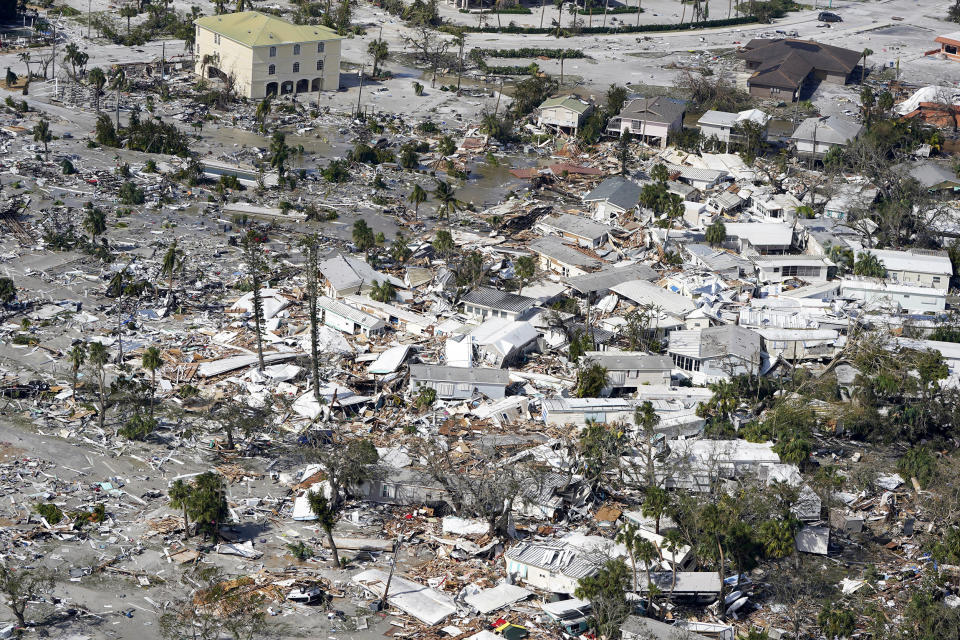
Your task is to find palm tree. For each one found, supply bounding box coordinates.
[705,219,726,247]
[352,219,375,254]
[635,538,659,612]
[432,179,463,222]
[616,523,641,591]
[83,207,107,245]
[860,48,873,85]
[514,255,536,296]
[255,95,272,134]
[160,239,184,300]
[18,52,31,79]
[662,530,684,601]
[142,346,162,418]
[407,184,427,219]
[642,486,670,535]
[119,4,138,35]
[853,251,886,278]
[68,343,87,401]
[110,66,126,128]
[32,119,51,160]
[88,67,106,112]
[367,38,389,78]
[168,479,191,537]
[370,280,396,303]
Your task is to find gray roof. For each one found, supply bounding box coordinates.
[791,115,863,146]
[616,96,687,125]
[900,161,960,189]
[584,352,673,371]
[529,236,603,270]
[621,616,710,640]
[461,287,537,313]
[408,364,510,386]
[539,213,612,241]
[583,176,643,211]
[698,110,739,128]
[668,324,762,360]
[564,263,659,294]
[318,253,403,292]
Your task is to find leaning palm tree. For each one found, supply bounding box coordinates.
[407,184,427,219]
[432,179,463,222]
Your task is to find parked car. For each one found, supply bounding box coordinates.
[818,11,842,21]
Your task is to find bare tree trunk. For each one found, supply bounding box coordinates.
[326,528,341,568]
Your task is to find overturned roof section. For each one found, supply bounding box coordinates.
[610,279,697,316]
[539,213,612,240]
[409,364,510,386]
[529,236,604,270]
[195,11,341,46]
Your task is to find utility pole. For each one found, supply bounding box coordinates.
[380,528,404,610]
[355,63,365,118]
[51,20,56,92]
[87,0,91,39]
[456,35,464,93]
[494,78,503,115]
[560,54,564,86]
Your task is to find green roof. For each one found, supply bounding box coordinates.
[539,95,591,114]
[195,11,341,46]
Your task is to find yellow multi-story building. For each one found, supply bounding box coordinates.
[194,11,341,100]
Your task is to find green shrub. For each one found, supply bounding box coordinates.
[287,541,314,560]
[119,414,157,441]
[35,503,64,524]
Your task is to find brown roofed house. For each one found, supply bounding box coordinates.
[739,39,862,102]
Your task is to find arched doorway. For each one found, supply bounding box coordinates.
[311,77,323,91]
[280,81,294,95]
[265,82,278,97]
[295,79,309,93]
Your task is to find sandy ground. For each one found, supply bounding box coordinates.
[4,0,960,124]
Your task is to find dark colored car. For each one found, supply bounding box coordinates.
[818,11,842,22]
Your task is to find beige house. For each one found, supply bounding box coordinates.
[194,11,341,100]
